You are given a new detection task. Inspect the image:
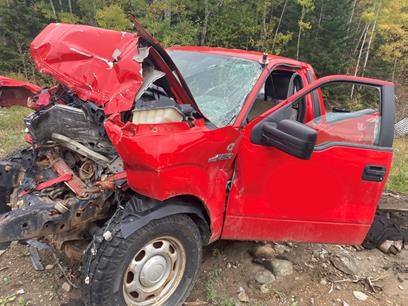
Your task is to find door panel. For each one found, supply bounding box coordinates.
[222,76,395,244]
[222,144,392,243]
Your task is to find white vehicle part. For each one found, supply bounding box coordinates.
[132,107,184,124]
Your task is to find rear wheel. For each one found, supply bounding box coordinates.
[81,214,202,306]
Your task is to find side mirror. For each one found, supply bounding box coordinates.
[261,119,317,160]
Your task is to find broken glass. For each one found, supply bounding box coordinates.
[169,51,263,127]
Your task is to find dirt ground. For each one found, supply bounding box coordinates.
[0,195,407,306]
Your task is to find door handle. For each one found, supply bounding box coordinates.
[362,165,386,182]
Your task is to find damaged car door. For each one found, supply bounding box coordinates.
[223,76,395,245]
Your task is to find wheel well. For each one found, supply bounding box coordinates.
[165,195,211,245]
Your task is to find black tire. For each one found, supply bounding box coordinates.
[1,147,32,213]
[81,213,202,306]
[0,147,33,250]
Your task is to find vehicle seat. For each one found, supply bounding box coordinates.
[247,77,282,121]
[286,73,304,121]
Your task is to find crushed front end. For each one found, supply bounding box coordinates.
[0,23,207,259]
[0,88,129,259]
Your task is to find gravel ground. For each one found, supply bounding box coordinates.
[0,196,407,306]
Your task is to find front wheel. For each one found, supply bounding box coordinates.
[81,214,202,306]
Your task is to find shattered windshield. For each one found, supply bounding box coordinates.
[168,51,263,127]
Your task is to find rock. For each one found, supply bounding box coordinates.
[320,278,328,285]
[16,288,25,295]
[248,258,268,279]
[0,242,9,255]
[61,282,71,293]
[397,274,404,283]
[304,262,314,269]
[271,259,293,277]
[45,264,54,270]
[260,284,269,294]
[3,276,9,285]
[342,301,350,306]
[253,258,293,277]
[103,230,113,241]
[353,291,368,301]
[255,270,275,284]
[319,249,328,259]
[330,252,358,276]
[252,244,276,259]
[237,287,249,303]
[399,285,404,290]
[273,243,291,255]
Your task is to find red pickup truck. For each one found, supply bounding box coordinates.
[0,21,394,306]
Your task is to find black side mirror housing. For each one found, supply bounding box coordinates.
[261,119,317,160]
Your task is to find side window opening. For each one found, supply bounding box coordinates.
[251,79,392,151]
[254,82,383,148]
[306,83,382,147]
[247,69,305,122]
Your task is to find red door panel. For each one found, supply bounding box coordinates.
[222,144,392,244]
[222,75,395,244]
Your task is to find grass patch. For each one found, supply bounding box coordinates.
[205,269,238,305]
[387,137,408,193]
[0,107,32,157]
[205,270,219,304]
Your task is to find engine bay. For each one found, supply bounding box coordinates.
[0,87,132,259]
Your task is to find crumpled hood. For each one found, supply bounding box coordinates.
[30,23,202,116]
[0,76,41,107]
[30,23,143,114]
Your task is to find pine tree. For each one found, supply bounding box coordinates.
[301,0,355,76]
[0,0,49,80]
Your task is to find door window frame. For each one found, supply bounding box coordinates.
[248,76,395,149]
[236,63,311,128]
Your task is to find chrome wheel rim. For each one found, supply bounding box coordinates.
[122,236,186,306]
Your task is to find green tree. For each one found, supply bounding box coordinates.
[0,0,49,81]
[131,0,199,46]
[376,0,408,81]
[0,0,406,88]
[295,0,314,59]
[206,0,258,49]
[96,4,131,30]
[302,0,355,75]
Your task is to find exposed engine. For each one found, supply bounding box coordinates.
[0,74,197,260]
[0,87,129,260]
